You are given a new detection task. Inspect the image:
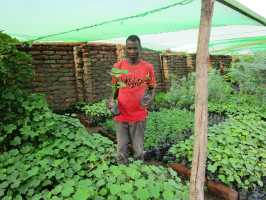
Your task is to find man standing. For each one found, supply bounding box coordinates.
[109,35,156,164]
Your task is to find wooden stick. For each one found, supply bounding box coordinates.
[189,1,214,200]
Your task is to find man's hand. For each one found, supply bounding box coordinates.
[107,98,120,116]
[107,98,114,110]
[141,88,155,107]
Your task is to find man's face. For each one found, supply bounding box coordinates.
[126,40,141,63]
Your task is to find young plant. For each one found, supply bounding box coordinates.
[80,100,112,125]
[169,114,266,190]
[110,67,128,116]
[144,108,194,149]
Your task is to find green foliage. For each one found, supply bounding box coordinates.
[0,32,190,199]
[0,94,56,151]
[152,92,171,110]
[86,161,189,200]
[0,115,116,199]
[0,32,19,43]
[0,33,32,91]
[208,94,266,118]
[79,100,112,125]
[111,67,128,98]
[101,119,116,133]
[0,33,37,151]
[227,53,266,100]
[156,69,233,110]
[169,114,266,190]
[166,72,196,109]
[100,108,194,149]
[144,108,194,149]
[208,70,233,103]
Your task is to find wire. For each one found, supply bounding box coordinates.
[27,0,194,43]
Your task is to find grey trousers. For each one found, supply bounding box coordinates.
[116,121,146,164]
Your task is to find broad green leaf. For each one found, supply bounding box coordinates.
[109,184,121,195]
[73,188,90,200]
[61,184,74,197]
[28,166,39,176]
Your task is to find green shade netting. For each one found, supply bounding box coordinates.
[0,0,264,42]
[210,35,266,54]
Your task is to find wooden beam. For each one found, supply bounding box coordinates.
[189,0,214,200]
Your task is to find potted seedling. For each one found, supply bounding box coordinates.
[109,67,128,116]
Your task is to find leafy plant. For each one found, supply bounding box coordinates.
[86,161,189,200]
[159,69,233,110]
[208,69,233,103]
[80,100,112,125]
[109,67,129,116]
[151,92,171,110]
[100,108,194,149]
[166,72,196,109]
[169,114,266,190]
[101,119,116,133]
[0,32,40,152]
[144,108,194,149]
[0,115,116,200]
[227,53,266,101]
[208,94,266,119]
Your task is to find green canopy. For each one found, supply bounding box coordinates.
[0,0,265,54]
[0,0,265,42]
[210,35,266,54]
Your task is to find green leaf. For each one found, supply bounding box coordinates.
[0,181,9,189]
[96,179,105,187]
[148,184,161,198]
[52,185,63,195]
[99,188,108,196]
[109,184,121,195]
[111,167,121,176]
[61,184,74,197]
[163,190,174,199]
[121,183,133,193]
[27,167,39,176]
[73,188,90,200]
[10,136,21,146]
[4,124,17,134]
[77,179,92,189]
[126,168,140,179]
[208,164,218,173]
[0,189,5,197]
[122,194,134,200]
[9,149,19,156]
[135,188,150,200]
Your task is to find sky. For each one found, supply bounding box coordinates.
[238,0,266,18]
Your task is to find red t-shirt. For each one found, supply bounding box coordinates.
[112,59,156,122]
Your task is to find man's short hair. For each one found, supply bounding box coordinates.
[126,35,141,47]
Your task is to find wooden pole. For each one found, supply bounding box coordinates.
[189,0,214,200]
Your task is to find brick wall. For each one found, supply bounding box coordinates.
[19,43,232,110]
[160,53,232,90]
[19,43,84,110]
[86,43,117,102]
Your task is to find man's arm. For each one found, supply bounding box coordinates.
[141,86,155,107]
[141,63,156,107]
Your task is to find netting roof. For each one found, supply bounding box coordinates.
[1,0,265,54]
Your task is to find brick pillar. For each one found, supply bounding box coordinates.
[81,45,94,102]
[73,46,85,101]
[160,55,170,90]
[186,54,194,73]
[116,44,125,61]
